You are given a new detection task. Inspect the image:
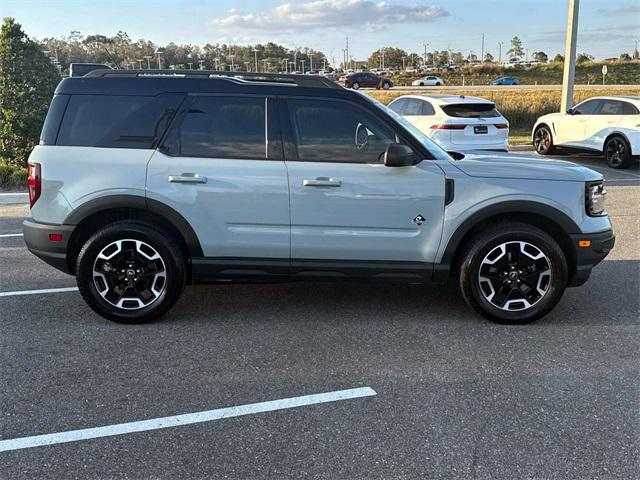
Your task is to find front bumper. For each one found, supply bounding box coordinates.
[23,219,75,274]
[568,229,615,287]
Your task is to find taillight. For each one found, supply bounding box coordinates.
[27,162,41,208]
[430,124,467,130]
[494,124,509,129]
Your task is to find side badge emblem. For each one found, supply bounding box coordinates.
[413,214,426,226]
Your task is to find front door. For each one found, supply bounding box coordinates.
[281,97,445,275]
[147,95,290,268]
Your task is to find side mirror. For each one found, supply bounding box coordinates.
[384,143,416,167]
[566,108,574,115]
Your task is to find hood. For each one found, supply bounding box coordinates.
[450,153,603,182]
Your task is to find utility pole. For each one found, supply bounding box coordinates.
[481,33,485,62]
[346,37,349,68]
[561,0,580,113]
[293,49,298,71]
[252,48,260,72]
[144,55,152,69]
[156,50,163,69]
[309,53,313,72]
[498,42,503,63]
[301,59,306,73]
[423,43,429,65]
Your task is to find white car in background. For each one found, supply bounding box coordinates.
[411,76,444,86]
[388,94,509,152]
[533,96,640,168]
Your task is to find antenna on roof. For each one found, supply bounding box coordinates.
[103,46,121,69]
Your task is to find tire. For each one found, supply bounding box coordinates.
[352,82,360,90]
[459,223,568,324]
[435,82,442,86]
[76,221,186,324]
[382,82,390,90]
[419,82,424,86]
[533,125,555,155]
[604,136,631,169]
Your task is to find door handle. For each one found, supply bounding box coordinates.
[168,173,208,184]
[303,177,342,187]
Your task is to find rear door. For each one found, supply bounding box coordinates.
[147,94,290,266]
[281,96,445,272]
[583,99,625,150]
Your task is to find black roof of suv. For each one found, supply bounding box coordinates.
[56,69,348,98]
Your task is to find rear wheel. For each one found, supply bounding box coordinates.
[604,136,631,169]
[435,82,442,86]
[533,125,555,155]
[76,221,186,324]
[352,82,360,90]
[459,223,567,324]
[382,82,391,90]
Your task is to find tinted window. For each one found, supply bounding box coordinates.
[404,99,424,115]
[622,102,639,115]
[388,98,407,114]
[40,94,69,145]
[441,103,501,118]
[164,96,266,159]
[574,99,600,115]
[287,99,396,163]
[422,101,435,115]
[598,100,624,115]
[57,94,183,148]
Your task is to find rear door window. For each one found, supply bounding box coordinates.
[388,98,407,115]
[597,100,624,115]
[404,99,424,116]
[441,103,501,118]
[163,96,269,159]
[57,93,184,148]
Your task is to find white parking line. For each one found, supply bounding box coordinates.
[0,386,377,453]
[0,233,23,238]
[0,287,78,297]
[0,192,28,196]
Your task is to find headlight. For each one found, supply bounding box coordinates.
[586,181,607,216]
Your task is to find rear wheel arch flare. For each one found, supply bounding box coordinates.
[64,196,203,273]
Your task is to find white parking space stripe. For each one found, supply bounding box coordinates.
[0,192,28,196]
[0,287,79,297]
[0,387,377,453]
[0,233,23,238]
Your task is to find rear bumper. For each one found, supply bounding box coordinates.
[568,229,615,287]
[22,219,75,274]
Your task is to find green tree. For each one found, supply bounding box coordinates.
[483,52,494,63]
[552,54,564,63]
[0,18,60,167]
[506,36,524,61]
[532,51,548,63]
[619,52,632,62]
[367,47,408,69]
[576,52,594,64]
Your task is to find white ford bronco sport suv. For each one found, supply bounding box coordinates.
[24,70,614,324]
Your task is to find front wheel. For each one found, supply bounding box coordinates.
[382,82,390,90]
[76,221,186,324]
[604,136,631,169]
[533,125,555,155]
[459,223,567,324]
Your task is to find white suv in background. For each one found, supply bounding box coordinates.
[533,96,640,168]
[388,94,509,152]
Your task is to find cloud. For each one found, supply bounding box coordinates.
[208,0,449,33]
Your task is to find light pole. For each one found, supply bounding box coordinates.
[199,59,205,70]
[252,48,260,72]
[187,62,193,70]
[137,59,143,69]
[155,49,163,69]
[423,43,429,65]
[560,0,580,113]
[309,53,313,72]
[144,55,152,69]
[300,59,306,73]
[229,54,235,71]
[402,56,406,71]
[498,42,503,64]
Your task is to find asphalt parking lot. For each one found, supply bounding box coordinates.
[1,153,639,479]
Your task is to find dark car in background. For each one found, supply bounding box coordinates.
[339,71,393,90]
[491,76,519,86]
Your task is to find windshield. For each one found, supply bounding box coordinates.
[357,92,451,160]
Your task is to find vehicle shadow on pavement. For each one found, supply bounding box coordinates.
[173,259,638,328]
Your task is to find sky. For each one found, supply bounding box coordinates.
[2,0,639,62]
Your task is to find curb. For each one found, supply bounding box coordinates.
[0,192,28,205]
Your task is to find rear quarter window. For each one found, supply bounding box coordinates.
[56,93,184,148]
[40,94,70,145]
[441,103,501,118]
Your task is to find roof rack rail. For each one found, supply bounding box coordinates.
[83,69,342,89]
